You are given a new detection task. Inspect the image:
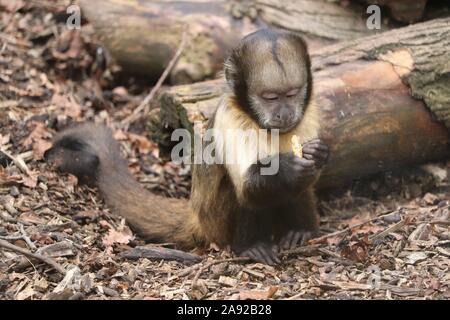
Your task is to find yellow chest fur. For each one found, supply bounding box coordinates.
[215,96,320,157]
[212,95,320,197]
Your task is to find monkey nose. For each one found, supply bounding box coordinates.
[275,109,292,122]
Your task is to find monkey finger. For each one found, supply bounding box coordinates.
[304,138,322,145]
[264,248,281,265]
[270,253,281,265]
[303,144,329,154]
[302,150,329,165]
[289,231,302,249]
[300,232,314,245]
[256,249,272,265]
[296,158,315,168]
[272,244,280,254]
[253,247,268,263]
[242,248,262,263]
[256,246,274,265]
[240,249,254,260]
[302,146,328,156]
[305,138,326,145]
[281,231,294,249]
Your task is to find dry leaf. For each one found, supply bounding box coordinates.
[113,129,127,141]
[218,276,237,287]
[102,223,134,247]
[0,170,22,186]
[30,233,54,245]
[19,212,47,225]
[23,121,53,160]
[23,121,52,146]
[21,170,39,188]
[127,133,155,155]
[32,139,52,161]
[405,252,428,265]
[51,93,82,118]
[16,284,36,300]
[341,236,370,262]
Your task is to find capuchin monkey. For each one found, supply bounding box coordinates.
[46,29,329,265]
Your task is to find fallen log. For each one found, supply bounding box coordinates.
[80,0,381,83]
[150,18,450,189]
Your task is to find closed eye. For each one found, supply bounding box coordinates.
[286,88,300,98]
[262,93,279,101]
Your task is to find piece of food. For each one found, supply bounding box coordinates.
[291,135,303,158]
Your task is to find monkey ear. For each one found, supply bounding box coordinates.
[224,57,235,88]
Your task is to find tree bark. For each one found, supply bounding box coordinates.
[80,0,382,83]
[150,18,450,189]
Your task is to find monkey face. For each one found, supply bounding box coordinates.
[250,84,308,133]
[225,29,312,133]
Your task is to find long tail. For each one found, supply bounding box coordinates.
[45,123,202,249]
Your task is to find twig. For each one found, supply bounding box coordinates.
[119,245,201,264]
[122,30,188,127]
[309,210,397,245]
[428,220,450,226]
[0,148,31,176]
[19,223,37,251]
[0,235,22,240]
[285,292,307,300]
[0,239,66,274]
[369,219,406,242]
[282,244,321,257]
[191,257,250,289]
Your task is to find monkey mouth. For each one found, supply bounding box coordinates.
[265,121,299,133]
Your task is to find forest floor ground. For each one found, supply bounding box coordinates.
[0,0,449,300]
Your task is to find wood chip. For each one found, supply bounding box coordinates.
[218,276,238,287]
[37,241,75,258]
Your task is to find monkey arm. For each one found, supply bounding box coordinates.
[240,153,318,207]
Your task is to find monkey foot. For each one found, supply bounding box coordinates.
[280,230,314,250]
[238,242,280,265]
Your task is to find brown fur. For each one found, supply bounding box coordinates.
[46,124,203,249]
[47,29,325,263]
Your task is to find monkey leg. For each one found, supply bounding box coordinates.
[231,208,281,265]
[278,190,320,250]
[275,140,327,250]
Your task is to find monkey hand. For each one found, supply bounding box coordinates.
[238,242,281,265]
[280,230,316,250]
[302,139,329,169]
[279,153,317,186]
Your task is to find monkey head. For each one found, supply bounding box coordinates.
[225,29,312,133]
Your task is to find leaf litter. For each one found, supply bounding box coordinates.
[0,0,449,300]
